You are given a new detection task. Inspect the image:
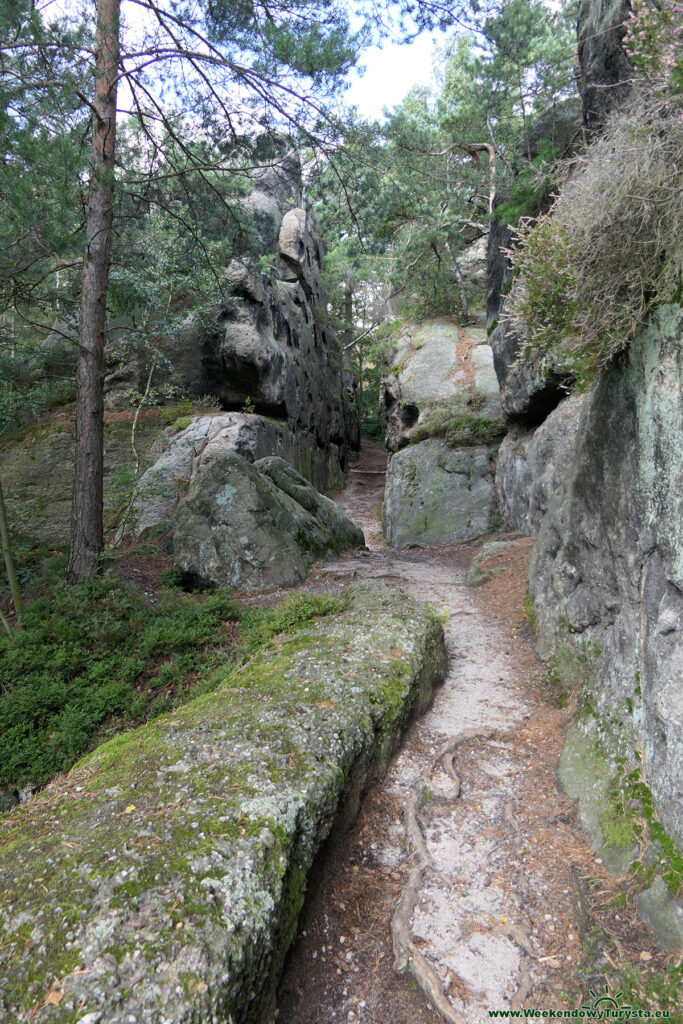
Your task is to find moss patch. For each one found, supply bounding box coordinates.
[0,581,445,1024]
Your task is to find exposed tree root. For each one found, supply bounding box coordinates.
[434,727,496,781]
[511,961,534,1011]
[392,729,498,1024]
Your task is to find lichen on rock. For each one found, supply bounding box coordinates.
[172,453,364,590]
[0,581,446,1024]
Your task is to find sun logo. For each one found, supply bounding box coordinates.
[582,985,631,1015]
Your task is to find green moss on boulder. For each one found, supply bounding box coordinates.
[0,582,445,1024]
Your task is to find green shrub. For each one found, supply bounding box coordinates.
[505,86,683,384]
[0,574,239,788]
[409,403,506,448]
[239,592,346,653]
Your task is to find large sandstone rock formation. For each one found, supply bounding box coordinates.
[0,583,445,1024]
[127,154,357,490]
[382,441,496,549]
[495,393,585,534]
[382,321,502,451]
[173,454,364,591]
[529,307,683,853]
[381,320,503,547]
[119,410,349,544]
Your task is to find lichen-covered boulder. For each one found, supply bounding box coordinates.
[0,582,446,1024]
[496,392,586,534]
[173,453,364,590]
[530,306,683,850]
[118,413,352,544]
[382,439,497,548]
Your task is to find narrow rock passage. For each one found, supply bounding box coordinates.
[277,441,599,1024]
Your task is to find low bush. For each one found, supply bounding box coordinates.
[0,574,239,788]
[505,86,683,384]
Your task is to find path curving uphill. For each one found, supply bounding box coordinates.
[277,440,602,1024]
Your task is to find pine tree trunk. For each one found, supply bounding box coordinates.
[66,0,120,581]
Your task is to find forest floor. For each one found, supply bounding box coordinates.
[274,440,664,1024]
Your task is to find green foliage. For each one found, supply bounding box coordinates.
[618,961,683,1023]
[310,3,578,332]
[604,758,683,896]
[0,574,239,788]
[238,592,347,654]
[409,402,506,447]
[493,142,559,226]
[624,0,683,99]
[0,362,76,436]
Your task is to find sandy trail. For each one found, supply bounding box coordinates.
[276,440,599,1024]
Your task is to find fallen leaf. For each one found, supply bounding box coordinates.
[124,804,136,813]
[640,951,652,961]
[46,990,64,1005]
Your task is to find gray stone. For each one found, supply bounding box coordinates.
[0,583,445,1024]
[577,0,632,133]
[195,199,356,483]
[173,452,363,590]
[466,541,511,587]
[558,724,637,877]
[530,306,683,848]
[635,877,683,953]
[382,320,503,451]
[489,320,572,425]
[254,457,362,550]
[496,393,586,534]
[119,413,349,543]
[382,440,496,549]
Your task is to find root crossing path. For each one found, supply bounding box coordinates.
[276,441,598,1024]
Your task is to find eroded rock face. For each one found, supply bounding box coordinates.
[577,0,632,133]
[119,412,349,544]
[101,151,358,490]
[489,322,573,425]
[0,582,446,1024]
[382,440,497,548]
[530,306,683,848]
[496,393,585,534]
[173,453,364,590]
[380,320,503,547]
[382,321,503,451]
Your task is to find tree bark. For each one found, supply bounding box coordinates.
[0,477,24,628]
[343,282,353,373]
[66,0,120,581]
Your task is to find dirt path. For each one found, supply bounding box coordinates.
[276,441,602,1024]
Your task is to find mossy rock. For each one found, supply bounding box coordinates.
[0,582,445,1024]
[466,541,511,586]
[558,724,638,876]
